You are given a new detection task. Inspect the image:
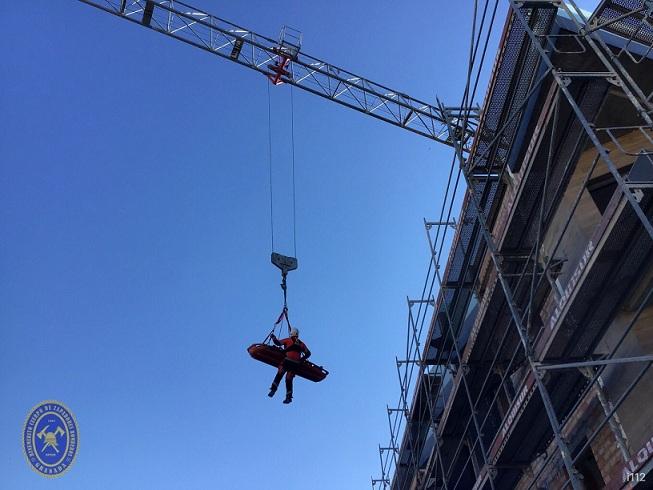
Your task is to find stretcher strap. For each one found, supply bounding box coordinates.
[263,306,292,343]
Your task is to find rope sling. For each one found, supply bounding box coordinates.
[247,63,328,383]
[263,269,292,344]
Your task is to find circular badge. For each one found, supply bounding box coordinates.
[23,400,79,477]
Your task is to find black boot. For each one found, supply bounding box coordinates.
[270,370,284,397]
[284,375,294,404]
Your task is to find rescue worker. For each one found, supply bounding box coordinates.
[268,327,311,404]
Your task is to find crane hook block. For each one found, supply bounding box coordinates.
[271,253,298,275]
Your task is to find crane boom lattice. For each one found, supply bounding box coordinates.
[77,0,477,149]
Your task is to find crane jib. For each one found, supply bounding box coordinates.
[76,0,478,150]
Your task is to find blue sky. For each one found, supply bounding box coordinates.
[0,0,599,488]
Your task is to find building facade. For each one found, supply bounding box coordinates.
[377,2,653,489]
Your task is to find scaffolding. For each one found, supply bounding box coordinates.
[374,1,653,489]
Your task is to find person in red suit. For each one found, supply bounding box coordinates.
[268,327,311,404]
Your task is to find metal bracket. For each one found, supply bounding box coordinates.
[424,219,457,230]
[408,298,435,307]
[396,359,421,365]
[632,188,645,203]
[371,478,390,485]
[379,446,398,453]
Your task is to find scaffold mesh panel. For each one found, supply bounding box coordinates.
[593,0,653,46]
[472,7,555,173]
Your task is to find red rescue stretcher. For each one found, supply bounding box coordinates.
[247,343,329,382]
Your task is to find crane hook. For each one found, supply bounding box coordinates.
[271,252,297,308]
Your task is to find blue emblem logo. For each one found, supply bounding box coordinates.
[23,400,79,477]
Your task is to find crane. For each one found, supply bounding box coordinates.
[73,0,480,415]
[76,0,478,150]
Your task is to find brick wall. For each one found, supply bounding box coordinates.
[591,423,625,486]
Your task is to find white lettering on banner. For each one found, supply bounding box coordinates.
[622,435,653,483]
[502,381,531,438]
[492,378,536,462]
[549,241,595,330]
